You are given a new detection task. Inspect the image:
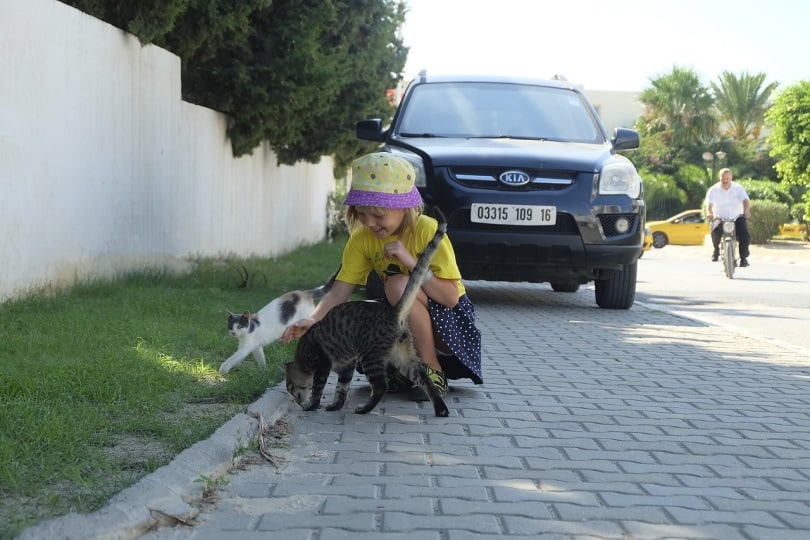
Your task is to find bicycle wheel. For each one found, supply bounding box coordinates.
[723,238,735,278]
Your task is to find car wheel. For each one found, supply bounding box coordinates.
[652,232,668,249]
[550,282,580,293]
[594,261,637,309]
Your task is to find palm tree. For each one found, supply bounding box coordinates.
[712,71,779,140]
[637,66,717,149]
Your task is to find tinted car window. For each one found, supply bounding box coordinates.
[398,82,602,143]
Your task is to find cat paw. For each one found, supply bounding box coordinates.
[353,405,373,414]
[434,404,450,417]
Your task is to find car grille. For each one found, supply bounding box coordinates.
[450,167,574,191]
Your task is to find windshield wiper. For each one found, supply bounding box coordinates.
[398,132,446,138]
[470,134,547,141]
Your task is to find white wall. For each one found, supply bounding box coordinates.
[0,0,335,301]
[584,89,643,135]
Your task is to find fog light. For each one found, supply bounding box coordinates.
[615,217,630,234]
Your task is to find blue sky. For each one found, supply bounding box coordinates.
[401,0,808,92]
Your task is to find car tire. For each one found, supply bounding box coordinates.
[652,232,668,249]
[550,282,580,293]
[594,261,637,309]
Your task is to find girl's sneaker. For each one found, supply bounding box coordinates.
[409,366,448,401]
[426,366,448,396]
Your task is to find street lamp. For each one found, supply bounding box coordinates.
[702,150,727,183]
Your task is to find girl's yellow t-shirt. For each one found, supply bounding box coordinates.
[337,214,466,297]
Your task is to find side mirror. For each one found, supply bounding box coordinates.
[612,127,640,151]
[356,119,386,142]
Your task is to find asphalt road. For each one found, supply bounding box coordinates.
[636,240,810,356]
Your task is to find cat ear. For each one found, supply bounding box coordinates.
[225,310,234,318]
[241,311,251,319]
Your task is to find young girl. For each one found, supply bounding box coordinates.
[281,152,482,398]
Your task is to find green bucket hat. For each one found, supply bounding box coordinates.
[344,152,422,209]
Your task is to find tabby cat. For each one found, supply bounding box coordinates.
[220,273,336,375]
[285,209,449,417]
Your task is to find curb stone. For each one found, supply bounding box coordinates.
[17,387,292,540]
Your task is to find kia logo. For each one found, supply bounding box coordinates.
[498,170,531,186]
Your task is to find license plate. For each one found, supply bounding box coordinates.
[471,204,556,226]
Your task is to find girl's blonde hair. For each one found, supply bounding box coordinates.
[345,204,423,237]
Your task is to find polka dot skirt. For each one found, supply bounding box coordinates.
[428,295,483,384]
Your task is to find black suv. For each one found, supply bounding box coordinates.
[356,73,644,309]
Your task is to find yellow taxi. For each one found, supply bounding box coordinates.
[647,209,708,248]
[779,223,807,240]
[642,227,653,253]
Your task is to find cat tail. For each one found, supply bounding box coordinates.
[394,207,448,326]
[310,265,341,301]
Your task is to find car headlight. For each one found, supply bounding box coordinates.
[386,147,427,188]
[722,221,736,234]
[598,157,642,198]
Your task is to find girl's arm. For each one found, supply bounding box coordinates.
[421,274,460,308]
[279,280,355,342]
[384,240,459,307]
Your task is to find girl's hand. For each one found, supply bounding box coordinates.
[279,318,315,343]
[384,241,416,270]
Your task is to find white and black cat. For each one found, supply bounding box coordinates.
[285,209,449,417]
[220,273,336,375]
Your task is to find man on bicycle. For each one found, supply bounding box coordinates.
[706,167,752,267]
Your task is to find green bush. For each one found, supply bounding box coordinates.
[327,180,349,240]
[749,199,790,243]
[641,170,688,219]
[738,179,794,206]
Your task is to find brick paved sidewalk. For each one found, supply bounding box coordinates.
[146,281,810,540]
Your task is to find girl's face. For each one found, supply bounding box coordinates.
[354,206,406,238]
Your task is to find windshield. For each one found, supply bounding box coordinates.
[397,82,603,143]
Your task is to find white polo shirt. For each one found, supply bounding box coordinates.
[706,182,749,219]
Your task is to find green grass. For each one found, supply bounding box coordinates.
[0,238,345,538]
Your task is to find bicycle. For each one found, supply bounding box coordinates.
[714,215,742,279]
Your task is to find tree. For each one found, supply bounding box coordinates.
[637,66,717,152]
[61,0,193,43]
[767,81,810,190]
[634,67,718,212]
[166,0,407,162]
[711,71,778,140]
[60,0,408,163]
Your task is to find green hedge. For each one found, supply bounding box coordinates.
[749,200,790,244]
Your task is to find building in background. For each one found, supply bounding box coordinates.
[584,89,643,135]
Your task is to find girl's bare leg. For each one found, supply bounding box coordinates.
[385,275,443,371]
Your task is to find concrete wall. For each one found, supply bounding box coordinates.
[0,0,335,301]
